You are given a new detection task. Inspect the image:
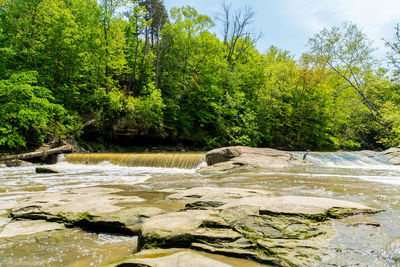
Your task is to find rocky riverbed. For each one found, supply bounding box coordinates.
[0,185,381,266]
[1,146,400,266]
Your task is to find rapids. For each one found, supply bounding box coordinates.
[0,151,400,266]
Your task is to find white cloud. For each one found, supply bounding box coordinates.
[286,0,400,56]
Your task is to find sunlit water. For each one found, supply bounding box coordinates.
[0,152,400,266]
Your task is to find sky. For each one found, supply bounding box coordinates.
[164,0,400,59]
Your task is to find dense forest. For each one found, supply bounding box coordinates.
[1,0,400,152]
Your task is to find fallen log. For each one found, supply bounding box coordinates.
[0,144,73,162]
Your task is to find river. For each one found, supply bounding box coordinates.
[0,151,399,266]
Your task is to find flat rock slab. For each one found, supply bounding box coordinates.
[11,187,165,235]
[0,220,64,238]
[167,187,271,208]
[12,187,144,215]
[218,196,379,217]
[110,249,234,267]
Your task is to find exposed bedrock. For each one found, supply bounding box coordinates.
[3,186,382,266]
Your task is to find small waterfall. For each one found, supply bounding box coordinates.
[294,151,390,167]
[63,152,205,169]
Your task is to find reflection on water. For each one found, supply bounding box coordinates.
[0,228,137,267]
[0,151,400,265]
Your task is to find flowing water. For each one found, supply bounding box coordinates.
[64,152,205,169]
[0,151,400,266]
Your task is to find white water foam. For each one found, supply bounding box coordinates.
[268,151,400,185]
[0,161,201,203]
[294,151,389,167]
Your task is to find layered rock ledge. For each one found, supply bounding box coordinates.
[2,186,382,266]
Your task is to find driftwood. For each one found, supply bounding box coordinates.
[0,144,73,162]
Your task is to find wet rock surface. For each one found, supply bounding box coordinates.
[111,249,234,267]
[10,187,165,235]
[35,166,62,173]
[0,220,64,238]
[3,159,34,167]
[2,185,383,266]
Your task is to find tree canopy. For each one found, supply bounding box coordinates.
[1,0,400,151]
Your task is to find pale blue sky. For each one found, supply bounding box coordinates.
[164,0,400,59]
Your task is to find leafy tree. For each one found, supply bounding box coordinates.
[99,0,126,93]
[257,47,332,149]
[0,72,74,150]
[385,23,400,78]
[125,1,149,93]
[308,22,386,128]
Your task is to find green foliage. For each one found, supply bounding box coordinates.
[1,1,399,150]
[0,72,74,150]
[128,86,166,134]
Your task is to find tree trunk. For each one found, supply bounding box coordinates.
[0,144,73,162]
[154,18,162,90]
[128,16,140,94]
[139,25,149,87]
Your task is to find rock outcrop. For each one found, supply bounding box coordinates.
[205,147,242,165]
[138,187,380,266]
[382,146,400,165]
[199,146,308,173]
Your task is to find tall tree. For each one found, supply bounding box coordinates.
[385,23,400,78]
[125,1,148,93]
[308,22,387,127]
[139,0,167,47]
[99,0,126,93]
[217,1,260,67]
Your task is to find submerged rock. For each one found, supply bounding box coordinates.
[35,167,62,173]
[109,249,241,267]
[4,159,33,167]
[0,220,64,238]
